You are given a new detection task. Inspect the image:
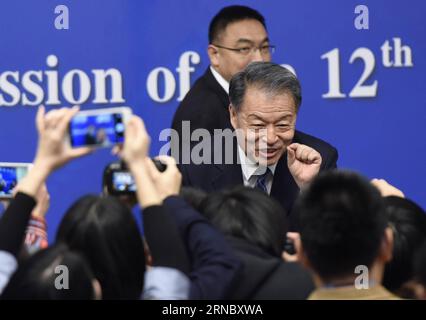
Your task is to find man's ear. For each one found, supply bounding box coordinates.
[207,45,220,68]
[379,227,394,263]
[229,104,238,130]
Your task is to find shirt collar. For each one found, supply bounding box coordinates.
[210,66,229,94]
[237,144,277,181]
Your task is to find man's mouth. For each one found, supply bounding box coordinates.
[257,148,279,159]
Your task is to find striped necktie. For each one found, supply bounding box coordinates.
[254,167,272,194]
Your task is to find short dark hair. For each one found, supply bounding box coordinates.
[180,187,207,212]
[200,186,287,256]
[229,62,302,113]
[295,170,387,281]
[56,195,146,299]
[2,243,95,300]
[413,242,426,286]
[383,196,426,291]
[209,5,266,44]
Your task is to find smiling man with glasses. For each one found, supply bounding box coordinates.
[172,5,273,139]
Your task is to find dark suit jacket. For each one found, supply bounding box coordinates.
[179,131,338,231]
[227,236,315,300]
[163,196,242,300]
[171,67,231,136]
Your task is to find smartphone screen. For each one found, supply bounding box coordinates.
[69,112,126,148]
[0,165,30,198]
[112,171,136,193]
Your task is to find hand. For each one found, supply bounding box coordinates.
[282,232,301,263]
[371,178,405,198]
[144,156,182,202]
[119,115,161,208]
[121,115,151,170]
[287,143,322,189]
[33,105,92,174]
[31,184,50,218]
[16,105,92,198]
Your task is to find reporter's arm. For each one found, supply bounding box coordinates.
[142,204,190,274]
[0,192,35,295]
[129,163,162,208]
[164,196,242,300]
[0,193,36,257]
[121,116,190,274]
[1,105,90,258]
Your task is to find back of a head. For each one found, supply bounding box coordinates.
[383,196,426,291]
[180,187,207,212]
[209,5,266,44]
[2,243,95,300]
[295,170,387,282]
[201,186,287,256]
[413,242,426,288]
[56,195,145,299]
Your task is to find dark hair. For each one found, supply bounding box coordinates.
[2,243,95,300]
[413,242,426,286]
[383,196,426,291]
[229,62,302,113]
[209,5,266,44]
[56,195,145,299]
[180,187,207,212]
[295,170,387,281]
[200,186,287,256]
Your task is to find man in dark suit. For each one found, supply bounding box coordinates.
[179,62,338,230]
[171,5,273,137]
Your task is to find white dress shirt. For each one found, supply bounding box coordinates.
[210,66,229,94]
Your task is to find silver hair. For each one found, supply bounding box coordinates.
[229,62,302,112]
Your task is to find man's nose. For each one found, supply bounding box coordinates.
[266,126,278,145]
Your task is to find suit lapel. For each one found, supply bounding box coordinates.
[211,137,243,190]
[211,162,244,191]
[270,153,300,216]
[204,67,229,109]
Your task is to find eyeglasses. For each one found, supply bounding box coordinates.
[212,44,276,56]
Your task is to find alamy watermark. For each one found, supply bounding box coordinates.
[54,264,69,290]
[354,265,369,289]
[55,5,69,30]
[161,121,281,173]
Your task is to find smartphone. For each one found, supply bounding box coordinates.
[68,107,132,148]
[0,162,32,199]
[103,160,167,196]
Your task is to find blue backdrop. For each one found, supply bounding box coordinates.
[0,0,425,240]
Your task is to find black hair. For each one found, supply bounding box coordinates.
[2,243,95,300]
[413,241,426,286]
[180,187,207,212]
[200,186,287,256]
[209,5,266,44]
[295,170,387,281]
[383,196,426,291]
[56,195,145,299]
